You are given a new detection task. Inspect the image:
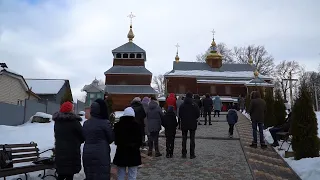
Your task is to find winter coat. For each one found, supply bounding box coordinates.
[82,101,115,180]
[277,113,292,132]
[141,101,149,135]
[213,96,222,111]
[179,97,200,131]
[193,98,202,109]
[203,97,213,112]
[147,100,164,133]
[227,109,238,124]
[249,98,267,123]
[166,93,177,110]
[176,98,183,118]
[162,110,178,136]
[131,101,146,135]
[53,112,84,175]
[113,116,142,167]
[239,97,245,109]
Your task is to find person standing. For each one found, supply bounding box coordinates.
[238,95,245,112]
[162,106,178,158]
[179,92,200,159]
[113,107,142,180]
[147,96,164,157]
[141,97,150,146]
[53,101,84,180]
[176,96,184,130]
[213,95,222,117]
[200,95,205,118]
[82,99,115,180]
[249,91,267,149]
[131,97,147,148]
[193,94,202,125]
[166,93,177,113]
[202,93,213,125]
[226,105,238,138]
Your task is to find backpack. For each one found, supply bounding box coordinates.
[0,145,13,169]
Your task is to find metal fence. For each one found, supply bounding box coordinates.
[0,99,82,126]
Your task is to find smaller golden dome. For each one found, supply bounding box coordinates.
[127,25,135,42]
[211,39,216,47]
[248,55,253,64]
[175,53,180,62]
[254,70,259,77]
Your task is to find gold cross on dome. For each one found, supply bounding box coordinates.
[127,12,136,25]
[211,29,215,38]
[175,43,180,53]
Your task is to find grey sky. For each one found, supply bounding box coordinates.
[0,0,319,100]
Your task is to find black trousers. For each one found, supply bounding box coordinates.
[182,130,196,156]
[57,174,74,180]
[177,117,181,129]
[166,132,176,154]
[148,131,160,152]
[229,124,235,135]
[204,110,211,124]
[213,110,220,117]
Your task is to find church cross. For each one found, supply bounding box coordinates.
[127,12,136,25]
[210,29,215,38]
[175,43,180,53]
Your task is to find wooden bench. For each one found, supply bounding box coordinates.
[0,142,56,180]
[276,131,292,151]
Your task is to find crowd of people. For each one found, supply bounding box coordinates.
[52,90,282,180]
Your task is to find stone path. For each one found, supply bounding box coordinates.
[237,113,301,180]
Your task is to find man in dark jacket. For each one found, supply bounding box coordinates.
[131,97,147,147]
[193,94,202,125]
[227,104,238,138]
[249,91,267,149]
[179,92,200,159]
[53,101,84,180]
[162,106,178,158]
[269,112,292,147]
[203,93,213,125]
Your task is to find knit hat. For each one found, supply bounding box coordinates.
[142,97,150,104]
[123,107,135,117]
[132,97,141,103]
[60,101,73,113]
[186,92,193,98]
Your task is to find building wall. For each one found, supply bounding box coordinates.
[113,59,145,66]
[197,83,247,97]
[37,81,70,104]
[105,74,152,85]
[85,92,104,107]
[0,102,24,126]
[0,73,30,106]
[166,77,197,94]
[110,94,153,111]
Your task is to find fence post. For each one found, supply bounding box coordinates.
[23,99,27,124]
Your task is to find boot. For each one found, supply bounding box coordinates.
[147,151,152,156]
[190,154,196,159]
[166,153,170,158]
[261,144,268,149]
[250,143,258,148]
[155,151,162,157]
[181,154,187,158]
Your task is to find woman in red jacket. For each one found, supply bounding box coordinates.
[166,93,177,111]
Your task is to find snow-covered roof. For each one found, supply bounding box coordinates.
[0,68,22,77]
[26,79,66,94]
[105,85,158,94]
[197,79,249,84]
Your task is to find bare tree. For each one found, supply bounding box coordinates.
[234,45,275,75]
[275,60,302,101]
[152,75,165,94]
[196,43,235,63]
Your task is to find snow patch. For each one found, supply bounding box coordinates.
[114,111,124,118]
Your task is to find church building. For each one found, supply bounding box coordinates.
[164,33,273,101]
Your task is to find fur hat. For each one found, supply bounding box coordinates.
[123,107,135,117]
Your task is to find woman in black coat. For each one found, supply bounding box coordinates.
[82,99,115,180]
[162,106,178,158]
[113,107,142,180]
[53,101,84,180]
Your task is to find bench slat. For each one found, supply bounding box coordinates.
[11,148,38,154]
[0,164,54,177]
[12,153,39,159]
[12,157,38,164]
[1,143,37,148]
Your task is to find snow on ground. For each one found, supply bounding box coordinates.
[263,111,320,180]
[114,111,124,119]
[0,112,116,180]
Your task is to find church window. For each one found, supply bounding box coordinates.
[210,85,216,94]
[116,53,121,58]
[123,53,128,58]
[136,53,142,58]
[178,85,186,94]
[225,86,231,95]
[129,53,135,58]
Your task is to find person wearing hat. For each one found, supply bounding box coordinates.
[82,98,115,180]
[53,101,84,180]
[131,97,147,148]
[113,107,142,180]
[179,92,200,159]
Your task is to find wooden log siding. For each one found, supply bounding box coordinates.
[113,59,145,66]
[105,74,152,85]
[110,94,153,111]
[166,77,197,94]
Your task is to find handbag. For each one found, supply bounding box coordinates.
[0,145,13,169]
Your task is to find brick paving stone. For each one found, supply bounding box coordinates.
[136,138,253,180]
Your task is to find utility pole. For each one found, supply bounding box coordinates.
[283,71,298,106]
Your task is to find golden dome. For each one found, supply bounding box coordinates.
[254,70,259,77]
[248,55,253,64]
[206,39,222,61]
[175,53,180,62]
[127,25,135,42]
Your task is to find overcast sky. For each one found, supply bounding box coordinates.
[0,0,319,101]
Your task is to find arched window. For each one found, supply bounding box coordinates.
[123,53,128,58]
[129,53,135,58]
[136,53,142,58]
[116,53,121,58]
